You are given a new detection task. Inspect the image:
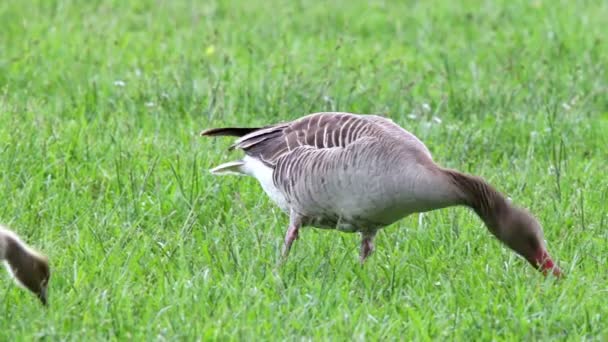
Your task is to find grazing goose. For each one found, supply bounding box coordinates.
[202,112,561,277]
[1,225,50,305]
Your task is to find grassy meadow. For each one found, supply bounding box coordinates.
[1,0,608,339]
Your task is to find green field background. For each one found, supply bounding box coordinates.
[1,0,607,340]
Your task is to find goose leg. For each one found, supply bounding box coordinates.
[281,213,303,259]
[360,232,376,264]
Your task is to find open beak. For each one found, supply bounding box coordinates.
[530,249,562,278]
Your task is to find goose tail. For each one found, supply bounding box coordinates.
[209,161,246,176]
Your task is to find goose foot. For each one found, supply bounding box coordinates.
[359,232,376,264]
[281,212,303,260]
[282,225,299,257]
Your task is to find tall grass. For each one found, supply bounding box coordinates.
[1,0,607,339]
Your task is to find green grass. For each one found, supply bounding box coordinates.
[1,0,607,339]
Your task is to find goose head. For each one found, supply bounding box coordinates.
[444,169,562,277]
[10,253,51,305]
[2,228,51,305]
[497,205,561,277]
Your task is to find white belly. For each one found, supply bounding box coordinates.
[241,156,289,212]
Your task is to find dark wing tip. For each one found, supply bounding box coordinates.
[200,128,222,136]
[200,127,262,137]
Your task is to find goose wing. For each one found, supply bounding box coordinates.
[230,112,412,166]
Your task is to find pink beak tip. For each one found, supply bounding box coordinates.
[535,250,563,278]
[541,262,563,278]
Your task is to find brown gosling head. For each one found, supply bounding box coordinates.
[1,226,51,305]
[12,252,51,305]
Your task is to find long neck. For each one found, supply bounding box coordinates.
[442,169,510,238]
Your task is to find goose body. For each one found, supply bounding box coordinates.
[202,112,561,276]
[0,225,50,305]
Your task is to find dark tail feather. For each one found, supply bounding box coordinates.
[200,127,262,137]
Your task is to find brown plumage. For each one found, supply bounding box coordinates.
[202,112,562,277]
[1,225,50,305]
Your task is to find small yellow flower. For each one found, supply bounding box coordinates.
[205,45,216,56]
